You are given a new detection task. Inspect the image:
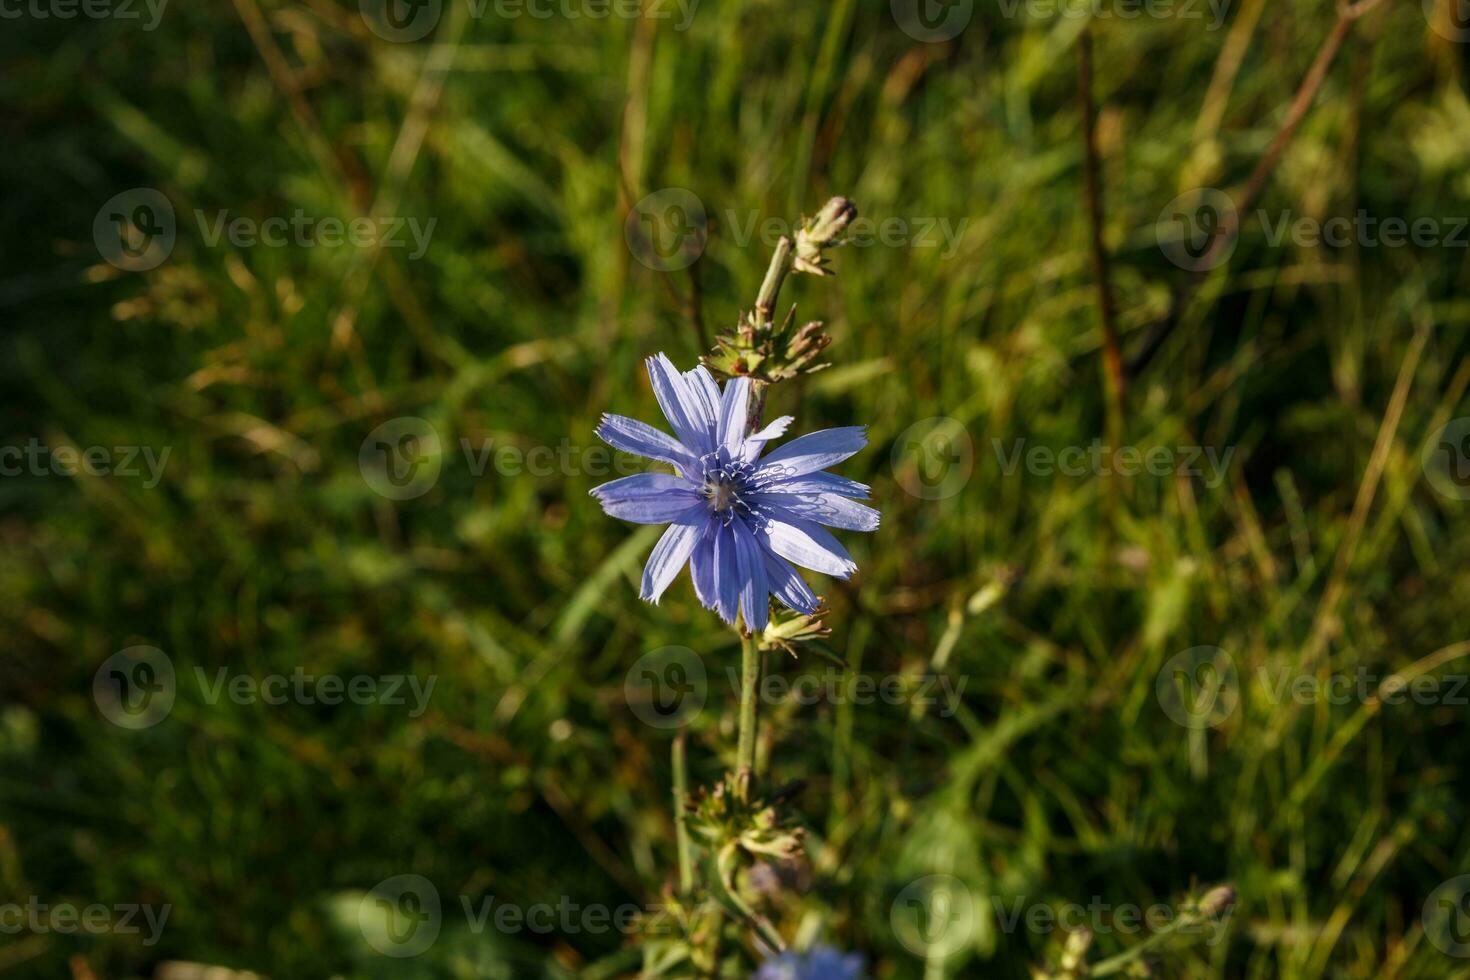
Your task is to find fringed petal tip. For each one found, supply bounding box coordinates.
[691,588,738,625]
[749,416,794,442]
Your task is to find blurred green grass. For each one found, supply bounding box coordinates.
[4,0,1470,976]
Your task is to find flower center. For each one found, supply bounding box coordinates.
[698,453,757,521]
[703,475,739,513]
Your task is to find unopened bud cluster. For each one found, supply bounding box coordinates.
[702,197,857,385]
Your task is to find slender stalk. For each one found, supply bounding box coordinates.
[1125,0,1386,376]
[743,235,792,434]
[1089,915,1199,977]
[717,862,787,953]
[672,730,694,894]
[753,236,794,327]
[1077,26,1126,433]
[1090,886,1233,976]
[735,631,762,801]
[1078,25,1126,530]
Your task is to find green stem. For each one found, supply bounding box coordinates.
[743,236,790,433]
[753,236,793,327]
[672,730,694,894]
[735,630,762,801]
[1089,909,1204,977]
[705,848,786,953]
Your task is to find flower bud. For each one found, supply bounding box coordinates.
[1197,885,1236,918]
[1059,926,1093,971]
[803,197,857,245]
[794,197,858,276]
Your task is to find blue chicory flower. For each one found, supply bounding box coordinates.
[591,353,879,631]
[753,944,866,980]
